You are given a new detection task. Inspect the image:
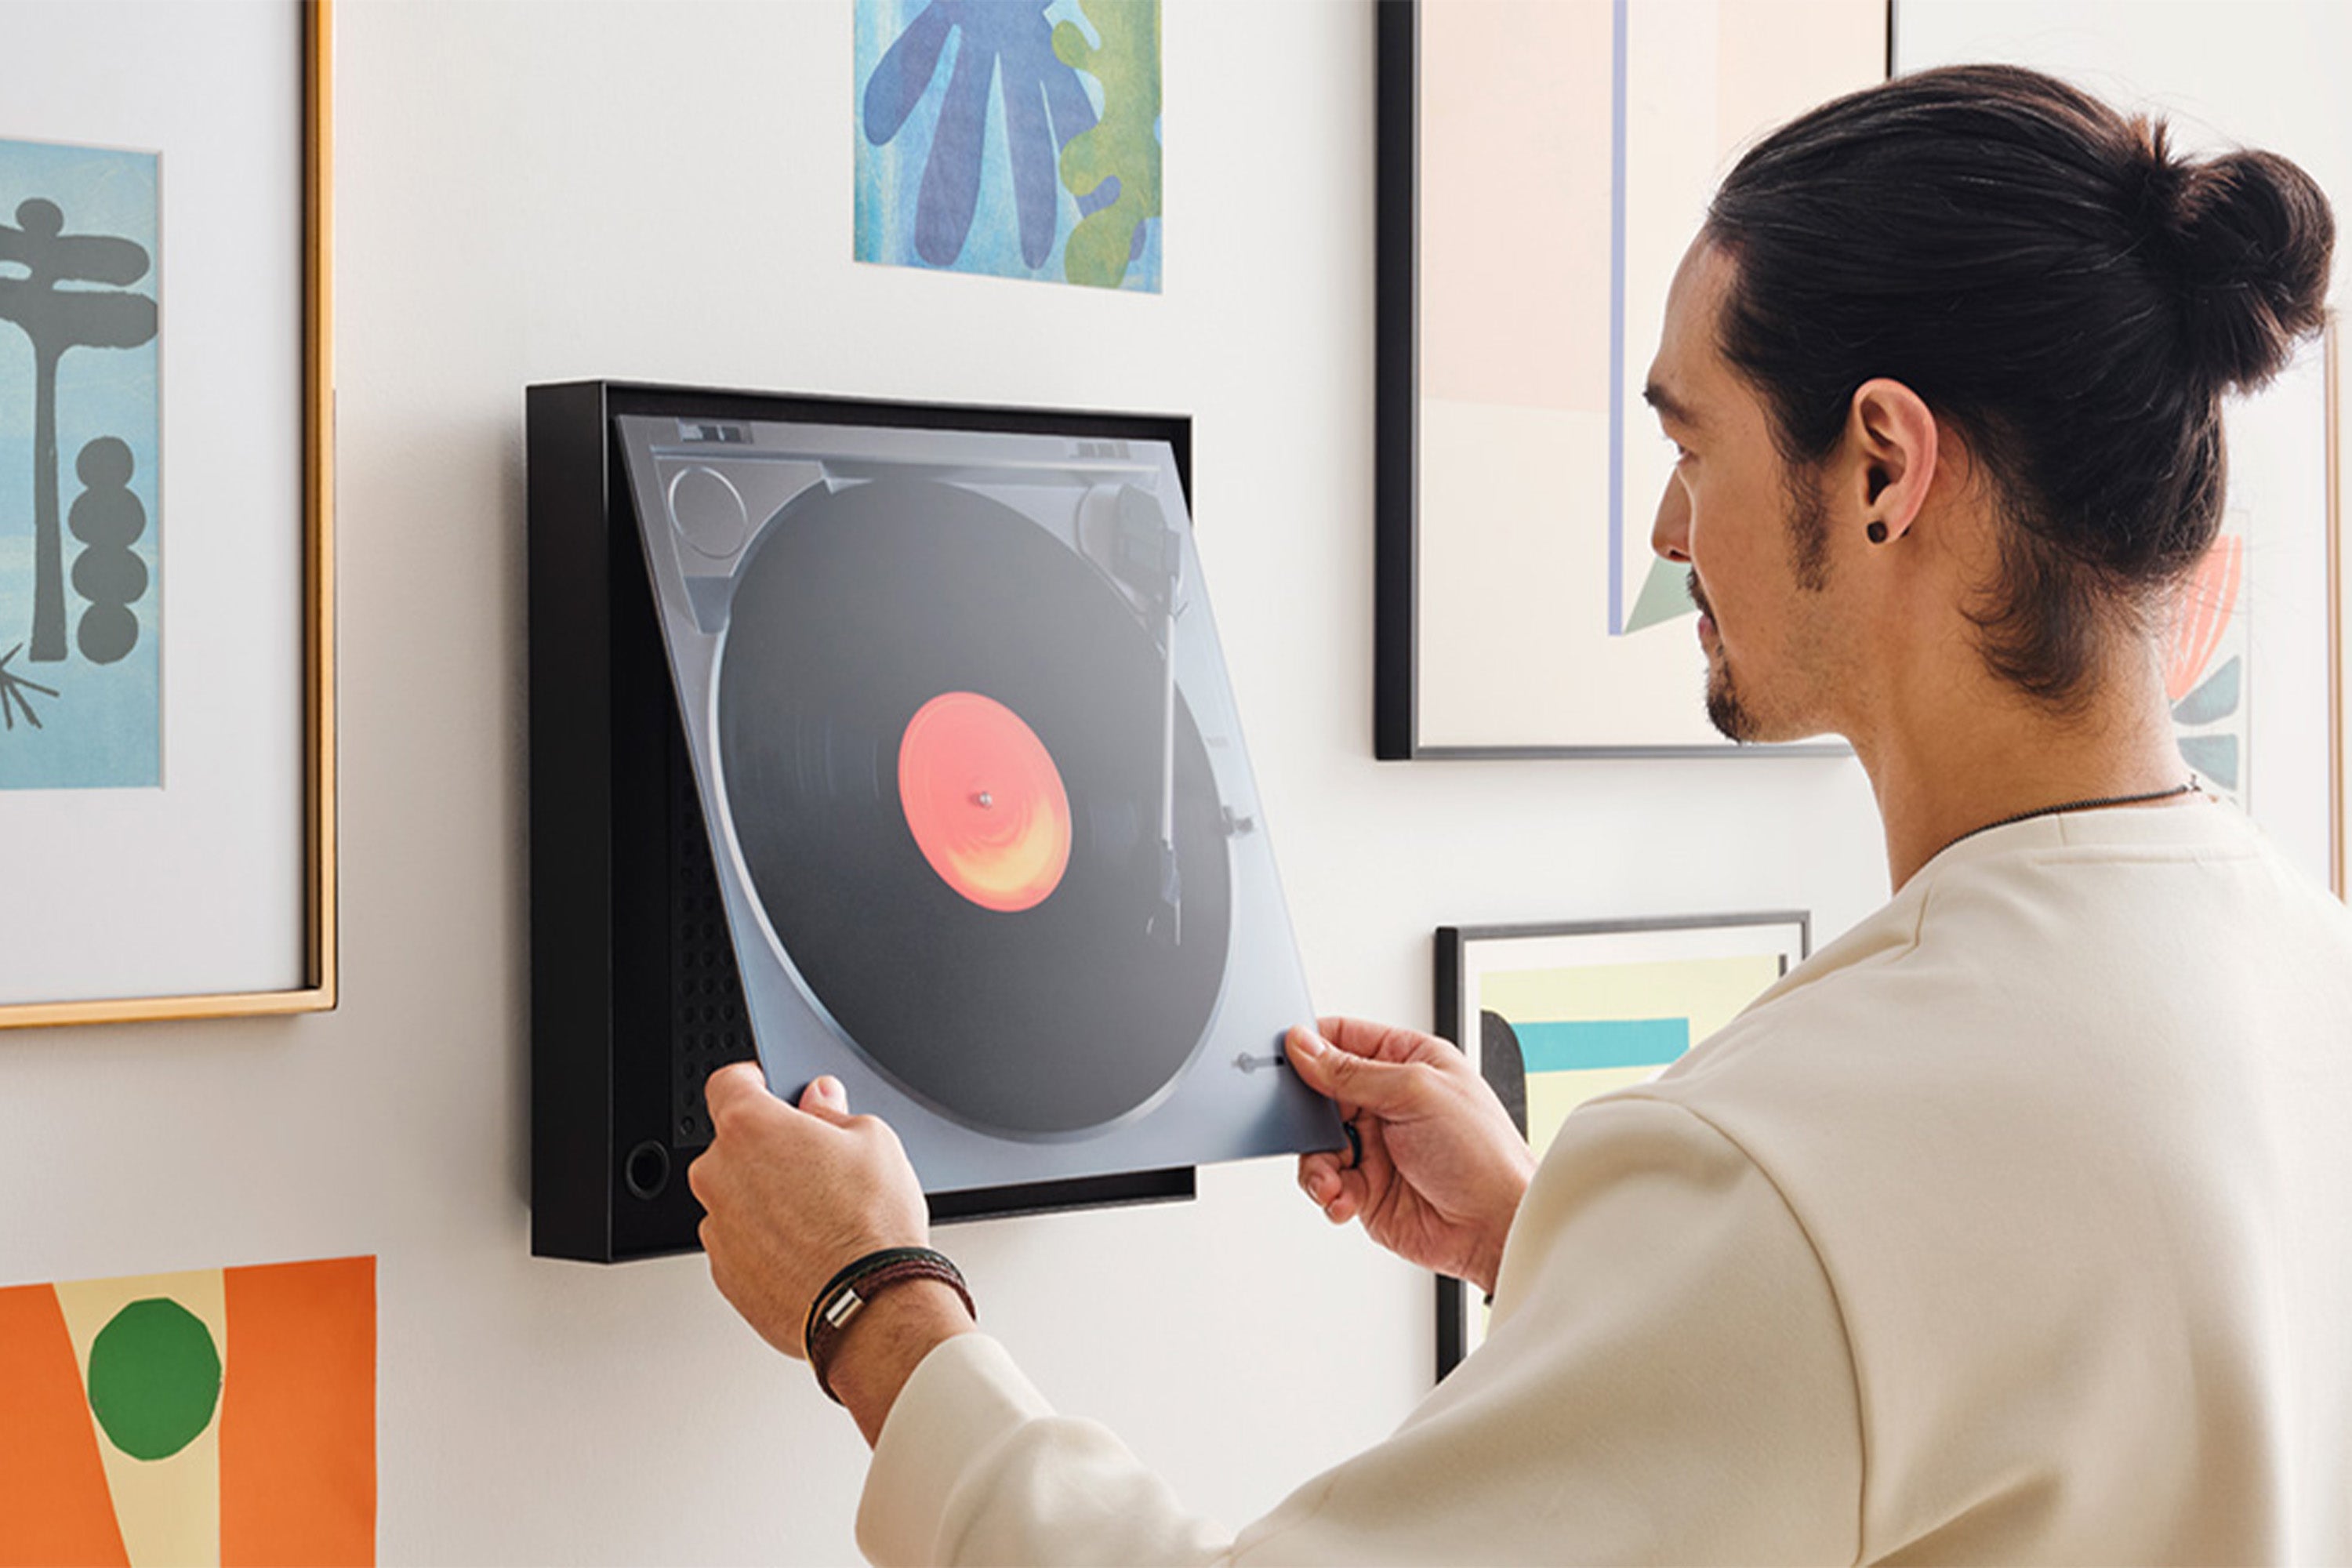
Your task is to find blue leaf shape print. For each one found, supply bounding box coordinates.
[2180,733,2240,792]
[862,2,1109,271]
[2172,655,2242,728]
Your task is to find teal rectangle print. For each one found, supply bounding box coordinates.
[1514,1018,1692,1073]
[855,0,1163,292]
[0,137,162,789]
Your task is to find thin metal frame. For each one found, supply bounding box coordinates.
[1431,910,1813,1381]
[1374,0,1887,760]
[1,0,336,1028]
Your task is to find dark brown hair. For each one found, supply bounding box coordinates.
[1704,64,2334,706]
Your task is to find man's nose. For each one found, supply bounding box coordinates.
[1651,474,1691,563]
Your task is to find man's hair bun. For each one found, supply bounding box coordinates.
[1706,64,2336,711]
[2144,126,2335,395]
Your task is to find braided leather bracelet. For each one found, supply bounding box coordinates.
[802,1246,975,1405]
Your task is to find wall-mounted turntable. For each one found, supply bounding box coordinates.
[528,382,1339,1262]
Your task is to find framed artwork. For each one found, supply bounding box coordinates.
[0,2,336,1026]
[0,1254,373,1564]
[1432,912,1810,1380]
[1375,0,1886,757]
[2158,311,2340,893]
[855,0,1163,292]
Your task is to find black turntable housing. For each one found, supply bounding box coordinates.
[527,381,1199,1263]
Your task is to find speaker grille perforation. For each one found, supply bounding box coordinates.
[670,725,756,1148]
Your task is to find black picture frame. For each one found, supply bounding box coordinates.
[1374,0,1887,760]
[1432,910,1810,1380]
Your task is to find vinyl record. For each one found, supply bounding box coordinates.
[715,476,1232,1137]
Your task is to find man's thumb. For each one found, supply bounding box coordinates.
[799,1075,851,1120]
[1286,1027,1417,1110]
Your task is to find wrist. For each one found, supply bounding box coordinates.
[1470,1158,1537,1296]
[1468,1249,1506,1300]
[825,1279,976,1446]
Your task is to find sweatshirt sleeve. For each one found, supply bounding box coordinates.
[858,1097,1863,1566]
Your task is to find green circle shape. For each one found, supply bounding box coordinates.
[87,1298,222,1461]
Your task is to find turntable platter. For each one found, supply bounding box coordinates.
[714,477,1232,1138]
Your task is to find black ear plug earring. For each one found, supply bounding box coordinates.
[1866,521,1889,544]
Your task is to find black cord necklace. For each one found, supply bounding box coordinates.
[1937,776,2201,860]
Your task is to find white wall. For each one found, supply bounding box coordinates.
[0,2,2337,1563]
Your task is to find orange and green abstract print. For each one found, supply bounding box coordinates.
[0,1255,374,1568]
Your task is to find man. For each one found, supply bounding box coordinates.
[691,65,2350,1563]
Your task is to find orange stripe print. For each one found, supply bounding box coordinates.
[0,1282,129,1567]
[2165,534,2242,702]
[217,1257,376,1568]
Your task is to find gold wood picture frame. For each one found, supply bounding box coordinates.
[0,1,336,1027]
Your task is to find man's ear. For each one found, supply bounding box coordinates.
[1845,378,1939,543]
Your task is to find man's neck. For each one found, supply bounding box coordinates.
[1855,653,2194,891]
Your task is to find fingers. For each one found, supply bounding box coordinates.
[1296,1149,1365,1223]
[706,1062,859,1133]
[1298,1149,1359,1218]
[1298,1105,1395,1226]
[1298,1149,1342,1203]
[703,1060,773,1121]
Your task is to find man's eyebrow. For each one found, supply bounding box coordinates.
[1642,381,1700,428]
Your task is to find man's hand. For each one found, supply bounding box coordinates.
[688,1065,972,1443]
[1287,1017,1537,1295]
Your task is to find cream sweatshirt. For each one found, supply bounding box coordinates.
[859,801,2352,1564]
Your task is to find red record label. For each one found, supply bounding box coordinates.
[898,691,1073,913]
